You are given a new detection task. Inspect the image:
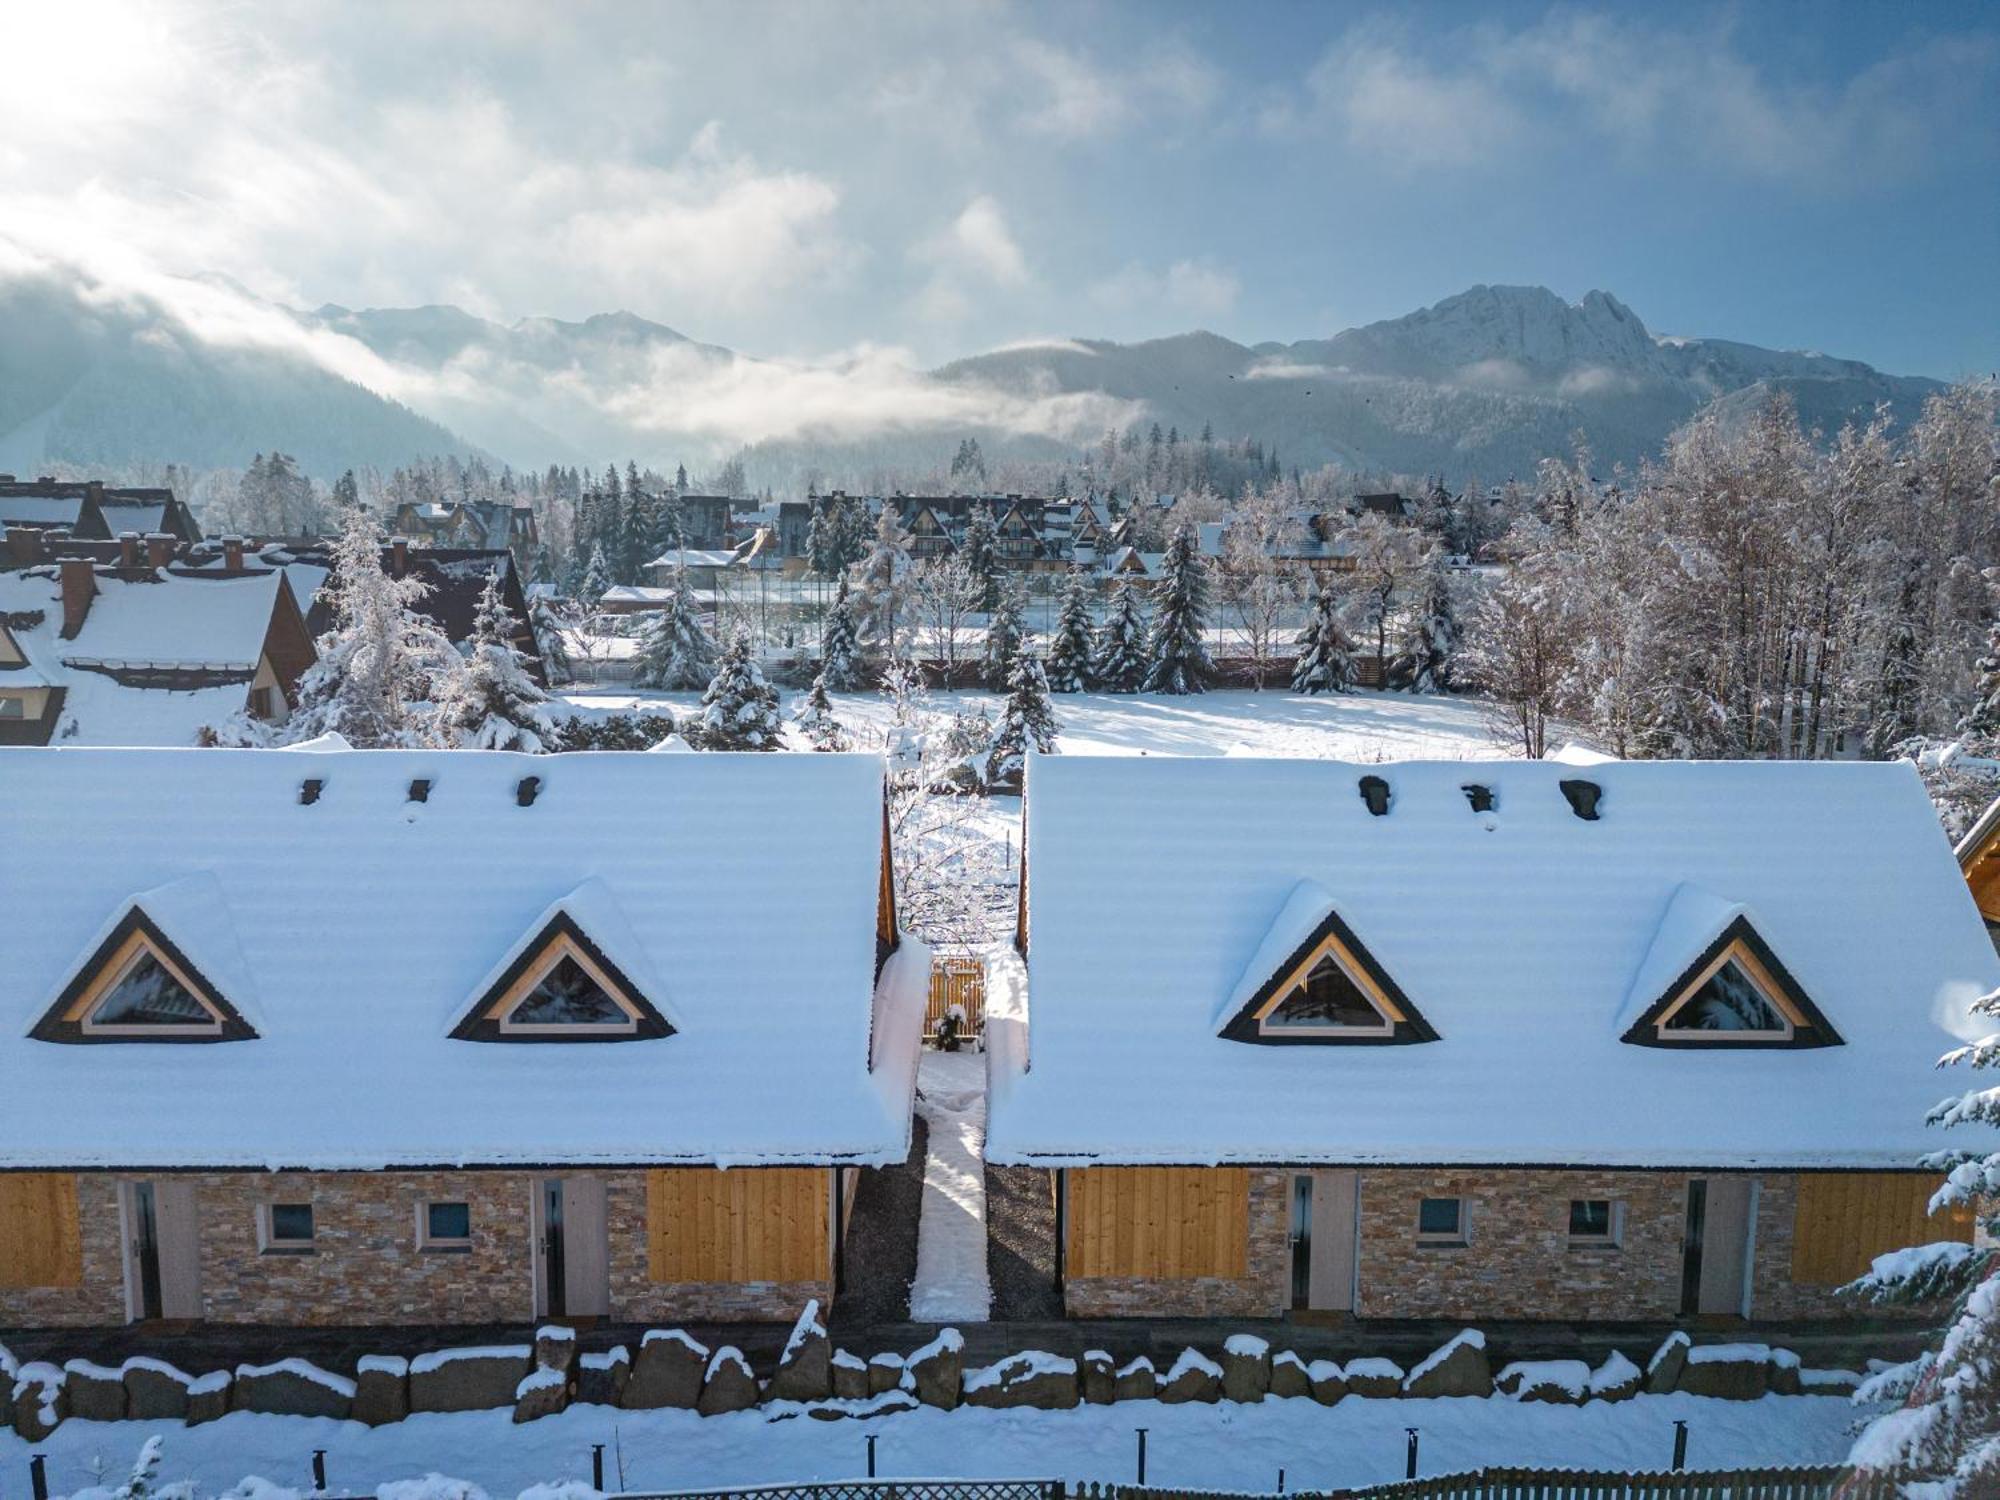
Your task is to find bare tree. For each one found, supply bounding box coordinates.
[1216,491,1306,689]
[1462,557,1575,759]
[912,555,984,687]
[1343,510,1433,678]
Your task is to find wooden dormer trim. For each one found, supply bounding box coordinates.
[30,908,256,1044]
[1219,908,1437,1046]
[1621,915,1841,1050]
[451,911,673,1043]
[876,797,900,977]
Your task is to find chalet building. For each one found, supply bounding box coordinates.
[389,498,538,555]
[0,534,314,746]
[0,477,202,544]
[1956,794,2000,953]
[0,750,923,1328]
[986,756,1995,1324]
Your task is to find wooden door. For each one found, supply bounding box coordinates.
[1289,1170,1357,1312]
[561,1175,610,1317]
[1694,1177,1756,1316]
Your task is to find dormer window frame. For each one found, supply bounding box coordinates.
[450,910,673,1044]
[1621,914,1841,1051]
[1652,946,1795,1043]
[1219,906,1439,1047]
[30,907,258,1044]
[1255,949,1400,1041]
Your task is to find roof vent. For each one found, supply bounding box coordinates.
[1559,779,1602,821]
[408,778,431,803]
[1358,775,1391,817]
[516,776,541,807]
[1462,784,1496,813]
[299,779,322,806]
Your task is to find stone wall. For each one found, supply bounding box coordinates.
[0,1176,127,1328]
[1064,1168,1290,1318]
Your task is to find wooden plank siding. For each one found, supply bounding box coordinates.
[1066,1167,1249,1278]
[926,956,985,1039]
[1792,1172,1976,1286]
[0,1173,82,1288]
[646,1168,829,1283]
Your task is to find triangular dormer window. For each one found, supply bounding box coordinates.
[1622,914,1840,1050]
[1219,890,1438,1046]
[451,912,673,1043]
[30,909,257,1043]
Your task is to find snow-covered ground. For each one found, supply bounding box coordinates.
[5,1392,1871,1497]
[909,1051,992,1323]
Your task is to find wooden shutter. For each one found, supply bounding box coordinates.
[1792,1173,1976,1286]
[646,1168,829,1283]
[0,1174,83,1288]
[1065,1167,1249,1278]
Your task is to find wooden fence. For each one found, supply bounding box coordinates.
[1076,1468,1895,1500]
[927,956,985,1040]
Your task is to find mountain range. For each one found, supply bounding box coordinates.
[0,264,1945,488]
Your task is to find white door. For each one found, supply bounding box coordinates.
[562,1175,610,1318]
[1694,1177,1756,1316]
[124,1180,201,1321]
[1290,1170,1358,1312]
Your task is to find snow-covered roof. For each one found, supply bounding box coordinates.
[645,549,740,571]
[0,496,86,528]
[986,755,2000,1169]
[0,748,924,1169]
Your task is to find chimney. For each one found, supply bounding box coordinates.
[59,559,97,638]
[390,536,409,577]
[85,480,105,505]
[145,532,175,569]
[5,526,42,566]
[117,531,141,568]
[222,535,245,572]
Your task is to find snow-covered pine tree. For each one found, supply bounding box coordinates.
[1292,581,1355,695]
[1045,570,1096,692]
[1842,980,2000,1492]
[986,651,1060,790]
[819,578,864,690]
[792,670,851,752]
[442,573,560,751]
[1963,614,2000,737]
[528,593,575,686]
[696,633,783,750]
[282,505,461,748]
[1401,558,1461,693]
[1093,578,1148,692]
[853,503,913,657]
[634,566,718,690]
[1141,521,1215,694]
[984,578,1027,691]
[962,506,1001,610]
[581,542,612,605]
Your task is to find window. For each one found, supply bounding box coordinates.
[262,1202,315,1252]
[1568,1199,1622,1247]
[1263,955,1393,1036]
[507,956,629,1029]
[31,909,258,1045]
[420,1201,472,1251]
[1417,1196,1466,1245]
[0,694,25,720]
[1622,913,1840,1050]
[1661,959,1788,1036]
[452,912,674,1043]
[88,952,209,1029]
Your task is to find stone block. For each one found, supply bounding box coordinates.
[767,1300,831,1403]
[576,1348,631,1407]
[233,1360,354,1420]
[1495,1360,1588,1404]
[831,1350,870,1402]
[533,1325,579,1376]
[123,1359,195,1421]
[1158,1349,1222,1404]
[1677,1348,1770,1400]
[63,1360,128,1422]
[10,1365,65,1442]
[1588,1351,1642,1403]
[1342,1357,1403,1398]
[867,1351,905,1395]
[1113,1356,1156,1402]
[1768,1349,1802,1396]
[1307,1359,1348,1404]
[1269,1351,1311,1400]
[1645,1331,1690,1394]
[698,1347,760,1415]
[1221,1335,1271,1403]
[353,1357,410,1426]
[1081,1349,1117,1405]
[907,1330,964,1410]
[513,1366,569,1423]
[964,1352,1079,1410]
[408,1346,530,1413]
[1403,1331,1490,1399]
[624,1330,708,1410]
[186,1373,232,1426]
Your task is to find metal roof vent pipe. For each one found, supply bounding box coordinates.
[1358,775,1392,817]
[1559,779,1603,821]
[1463,784,1496,813]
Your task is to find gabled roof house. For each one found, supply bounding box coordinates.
[987,756,1996,1323]
[0,477,202,544]
[0,749,924,1327]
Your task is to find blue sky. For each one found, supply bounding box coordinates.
[3,0,1996,377]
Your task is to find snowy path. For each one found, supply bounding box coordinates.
[908,1049,993,1323]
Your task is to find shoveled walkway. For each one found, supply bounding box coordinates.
[907,1050,992,1323]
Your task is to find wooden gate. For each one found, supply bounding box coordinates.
[927,956,985,1040]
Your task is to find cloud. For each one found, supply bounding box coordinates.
[916,196,1030,288]
[1089,259,1241,323]
[1244,360,1335,381]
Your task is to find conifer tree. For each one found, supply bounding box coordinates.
[1093,578,1148,692]
[962,507,1001,610]
[635,566,718,690]
[1292,581,1355,695]
[1402,559,1461,693]
[819,578,864,690]
[1045,570,1096,692]
[1963,615,2000,738]
[443,574,560,751]
[854,503,913,657]
[984,577,1027,691]
[986,652,1060,790]
[792,670,851,752]
[581,542,612,605]
[1141,521,1215,694]
[696,633,783,750]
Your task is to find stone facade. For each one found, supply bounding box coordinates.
[0,1176,127,1328]
[1063,1168,1291,1318]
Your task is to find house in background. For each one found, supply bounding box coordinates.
[0,532,313,746]
[0,749,923,1328]
[0,477,202,544]
[987,756,1995,1324]
[389,498,538,555]
[1955,793,2000,952]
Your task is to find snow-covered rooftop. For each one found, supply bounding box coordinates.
[0,748,923,1169]
[986,755,2000,1169]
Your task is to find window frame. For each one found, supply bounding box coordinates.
[78,939,225,1040]
[1256,949,1398,1041]
[1416,1195,1468,1247]
[260,1201,316,1254]
[1656,950,1796,1042]
[418,1199,473,1253]
[498,946,643,1037]
[1566,1197,1623,1248]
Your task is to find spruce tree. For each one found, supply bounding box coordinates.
[819,579,864,690]
[984,578,1027,691]
[635,566,718,690]
[792,670,851,752]
[1402,559,1460,693]
[696,633,783,750]
[962,507,1001,610]
[529,593,575,686]
[1963,615,2000,737]
[1093,578,1148,692]
[1292,581,1355,695]
[1045,570,1096,693]
[443,574,560,751]
[986,652,1060,790]
[1141,521,1215,694]
[854,503,913,657]
[581,542,612,604]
